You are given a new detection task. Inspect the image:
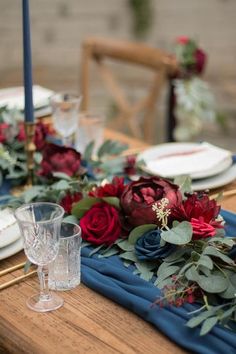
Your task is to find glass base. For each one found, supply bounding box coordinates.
[26,292,64,312]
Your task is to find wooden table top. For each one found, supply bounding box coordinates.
[1,130,236,354]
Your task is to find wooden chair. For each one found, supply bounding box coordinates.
[80,37,178,143]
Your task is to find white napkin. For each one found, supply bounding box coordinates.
[145,143,232,178]
[0,85,54,110]
[0,209,21,248]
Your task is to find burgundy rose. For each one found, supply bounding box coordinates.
[89,176,125,198]
[34,122,50,151]
[120,176,182,227]
[172,193,223,240]
[194,48,206,74]
[60,192,83,214]
[38,143,81,178]
[124,155,137,176]
[80,202,121,245]
[0,123,9,143]
[17,123,26,142]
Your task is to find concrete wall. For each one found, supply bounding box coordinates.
[1,0,236,82]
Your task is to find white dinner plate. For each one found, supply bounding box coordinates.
[0,209,21,248]
[0,237,23,260]
[192,163,236,191]
[138,142,232,180]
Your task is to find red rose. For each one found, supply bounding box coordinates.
[120,177,182,227]
[172,193,223,240]
[89,176,125,198]
[80,202,121,245]
[17,123,26,142]
[0,123,9,143]
[60,192,83,214]
[34,122,50,150]
[195,48,206,74]
[124,155,136,176]
[38,143,81,178]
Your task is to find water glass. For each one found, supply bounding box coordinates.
[75,111,105,154]
[50,92,82,146]
[49,222,81,291]
[14,202,64,312]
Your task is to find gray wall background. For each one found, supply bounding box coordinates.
[0,0,235,147]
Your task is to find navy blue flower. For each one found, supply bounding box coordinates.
[135,229,175,261]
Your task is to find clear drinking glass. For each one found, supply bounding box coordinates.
[14,202,64,312]
[75,111,105,154]
[50,92,82,146]
[49,222,81,291]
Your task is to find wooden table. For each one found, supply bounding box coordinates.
[1,130,236,354]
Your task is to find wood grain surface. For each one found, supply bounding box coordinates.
[1,129,236,354]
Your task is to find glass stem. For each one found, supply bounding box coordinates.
[62,135,73,147]
[37,265,51,301]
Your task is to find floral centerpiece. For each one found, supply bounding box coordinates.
[172,37,219,142]
[1,106,236,337]
[8,146,236,335]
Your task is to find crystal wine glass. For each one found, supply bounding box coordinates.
[14,202,65,312]
[50,92,82,146]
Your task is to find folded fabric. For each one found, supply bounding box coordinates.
[81,209,236,354]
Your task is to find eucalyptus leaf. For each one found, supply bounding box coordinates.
[186,309,217,328]
[117,239,135,252]
[24,260,32,273]
[156,265,180,284]
[72,197,101,218]
[203,246,235,265]
[174,175,192,197]
[89,244,104,257]
[98,248,119,258]
[102,196,120,209]
[163,248,189,263]
[161,221,192,245]
[135,262,154,281]
[52,172,71,180]
[209,237,234,248]
[83,141,95,160]
[23,186,44,203]
[52,179,70,191]
[200,317,218,336]
[128,224,157,245]
[154,276,173,289]
[120,251,138,263]
[63,214,78,223]
[197,255,213,270]
[186,266,228,293]
[219,270,236,299]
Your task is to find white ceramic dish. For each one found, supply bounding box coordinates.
[138,142,232,180]
[0,209,21,248]
[0,237,23,260]
[192,164,236,191]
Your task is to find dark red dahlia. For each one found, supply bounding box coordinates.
[60,192,83,214]
[172,192,223,240]
[89,176,125,198]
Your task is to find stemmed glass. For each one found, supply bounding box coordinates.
[14,202,65,312]
[50,92,82,146]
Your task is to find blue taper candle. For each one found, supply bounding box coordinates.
[22,0,34,122]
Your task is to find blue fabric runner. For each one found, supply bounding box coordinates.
[1,163,236,353]
[81,210,236,354]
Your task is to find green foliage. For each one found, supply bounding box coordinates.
[161,221,192,245]
[129,0,153,39]
[128,224,157,244]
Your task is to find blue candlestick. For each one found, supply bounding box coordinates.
[22,0,34,123]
